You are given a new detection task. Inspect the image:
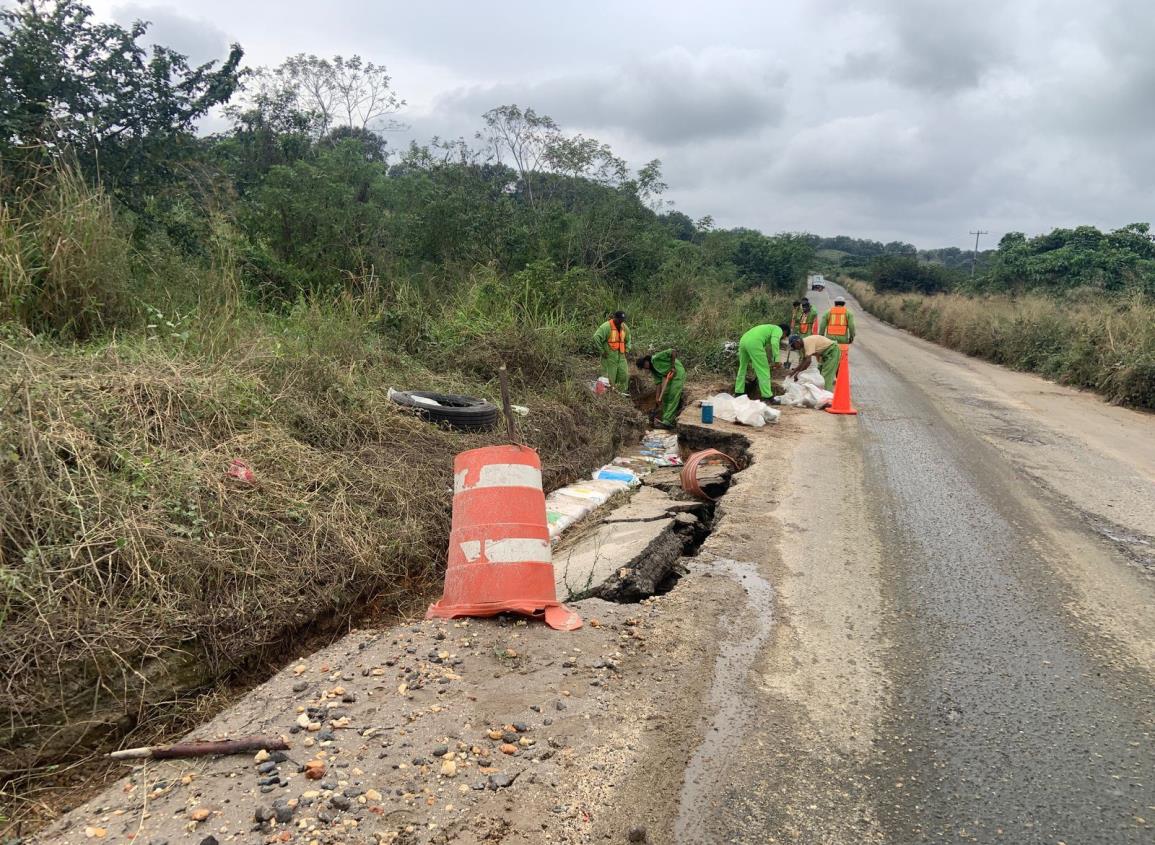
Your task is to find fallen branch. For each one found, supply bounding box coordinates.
[109,736,289,761]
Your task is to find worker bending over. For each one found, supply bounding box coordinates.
[735,323,791,400]
[788,333,842,391]
[636,350,685,428]
[821,296,856,343]
[594,311,631,393]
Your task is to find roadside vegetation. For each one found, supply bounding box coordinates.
[817,219,1155,412]
[0,1,810,827]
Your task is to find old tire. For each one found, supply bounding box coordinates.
[390,390,499,432]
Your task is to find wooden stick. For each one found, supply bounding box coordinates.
[109,736,289,761]
[498,365,516,443]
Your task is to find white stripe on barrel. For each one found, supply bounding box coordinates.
[454,463,543,494]
[459,537,551,564]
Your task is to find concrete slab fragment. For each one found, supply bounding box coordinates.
[553,517,679,600]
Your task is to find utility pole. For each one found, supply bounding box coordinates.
[969,230,989,279]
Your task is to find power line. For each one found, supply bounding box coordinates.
[969,230,989,278]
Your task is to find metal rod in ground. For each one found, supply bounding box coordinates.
[498,365,516,443]
[109,736,290,760]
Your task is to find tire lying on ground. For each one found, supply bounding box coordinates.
[389,390,499,432]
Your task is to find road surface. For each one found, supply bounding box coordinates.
[675,283,1155,843]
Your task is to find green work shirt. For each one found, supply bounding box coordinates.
[739,324,784,364]
[593,320,631,355]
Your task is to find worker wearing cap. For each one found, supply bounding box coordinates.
[787,333,842,391]
[735,322,791,400]
[594,311,631,392]
[820,296,856,344]
[636,350,685,427]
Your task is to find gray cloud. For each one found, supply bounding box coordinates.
[426,47,787,146]
[113,4,231,64]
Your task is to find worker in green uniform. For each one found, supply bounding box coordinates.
[820,296,856,344]
[735,323,791,399]
[787,333,842,391]
[593,310,631,393]
[636,350,685,427]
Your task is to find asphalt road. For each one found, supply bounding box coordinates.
[676,284,1155,844]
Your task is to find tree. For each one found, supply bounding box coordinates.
[479,105,560,209]
[241,54,405,138]
[0,0,242,192]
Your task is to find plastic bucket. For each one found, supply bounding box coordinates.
[701,402,714,424]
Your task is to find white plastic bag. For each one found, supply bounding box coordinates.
[733,395,767,428]
[708,392,739,423]
[796,360,825,389]
[779,380,806,407]
[762,405,781,423]
[800,383,834,408]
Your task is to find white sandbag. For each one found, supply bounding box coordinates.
[800,383,834,409]
[778,380,806,407]
[707,392,739,423]
[594,465,640,486]
[796,360,825,389]
[732,394,768,428]
[762,405,781,423]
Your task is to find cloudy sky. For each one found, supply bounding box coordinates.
[81,0,1153,248]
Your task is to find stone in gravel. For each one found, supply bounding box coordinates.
[628,826,648,842]
[258,776,279,786]
[257,761,277,774]
[188,807,212,822]
[259,784,276,794]
[343,786,364,798]
[330,794,352,811]
[440,759,457,777]
[543,717,553,726]
[488,772,515,789]
[432,744,449,757]
[270,751,288,764]
[501,732,519,743]
[304,759,325,780]
[529,704,541,713]
[254,806,274,823]
[487,729,504,741]
[254,749,270,763]
[512,722,528,732]
[499,743,518,755]
[364,789,382,802]
[555,700,567,711]
[318,729,336,742]
[292,681,308,693]
[199,838,219,845]
[320,780,337,791]
[342,693,357,703]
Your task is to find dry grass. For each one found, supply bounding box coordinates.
[0,330,641,832]
[846,279,1155,409]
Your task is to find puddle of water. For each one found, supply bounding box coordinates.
[673,557,775,843]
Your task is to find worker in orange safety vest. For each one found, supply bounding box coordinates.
[820,296,856,344]
[593,310,631,392]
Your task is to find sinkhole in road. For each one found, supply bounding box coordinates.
[561,422,753,604]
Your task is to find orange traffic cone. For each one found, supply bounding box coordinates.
[427,445,582,630]
[825,344,858,416]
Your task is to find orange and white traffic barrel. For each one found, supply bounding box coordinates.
[426,445,581,630]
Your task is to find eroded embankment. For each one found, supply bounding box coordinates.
[32,414,771,845]
[0,346,643,835]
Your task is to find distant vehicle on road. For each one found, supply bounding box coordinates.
[808,273,826,291]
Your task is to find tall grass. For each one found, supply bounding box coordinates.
[846,279,1155,409]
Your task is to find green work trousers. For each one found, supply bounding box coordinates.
[819,344,842,391]
[602,351,629,392]
[654,368,686,425]
[735,339,773,398]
